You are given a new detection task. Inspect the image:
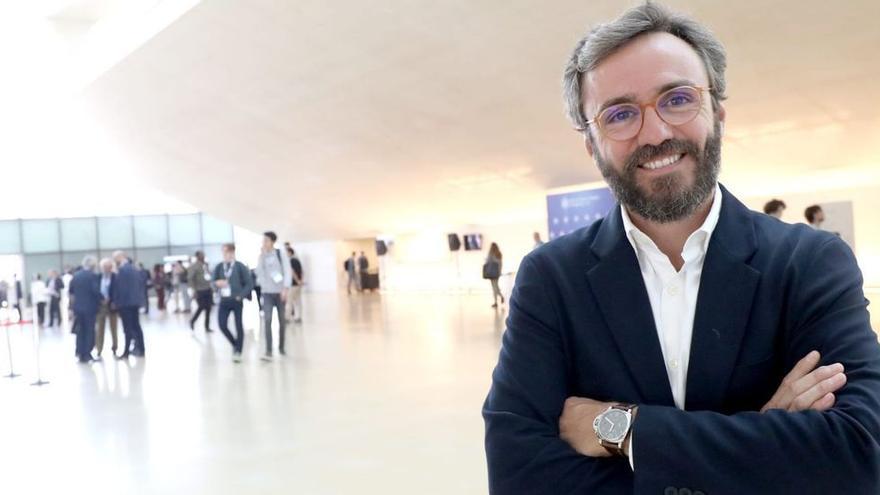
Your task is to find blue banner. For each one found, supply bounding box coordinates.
[546,187,616,240]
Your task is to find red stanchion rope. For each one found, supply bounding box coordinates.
[1,320,34,327]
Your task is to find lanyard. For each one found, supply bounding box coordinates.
[224,263,234,280]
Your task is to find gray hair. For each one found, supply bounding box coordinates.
[82,255,98,269]
[563,2,727,131]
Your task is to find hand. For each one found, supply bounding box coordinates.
[281,290,288,303]
[761,350,846,413]
[216,280,228,288]
[559,397,616,458]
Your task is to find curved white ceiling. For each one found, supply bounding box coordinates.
[11,0,880,238]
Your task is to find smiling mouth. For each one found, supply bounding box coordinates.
[639,153,684,171]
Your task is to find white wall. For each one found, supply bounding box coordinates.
[293,240,339,293]
[379,218,546,294]
[271,218,548,296]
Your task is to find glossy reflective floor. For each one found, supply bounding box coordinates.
[0,293,506,494]
[3,291,877,495]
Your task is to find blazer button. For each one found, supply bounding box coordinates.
[664,488,677,495]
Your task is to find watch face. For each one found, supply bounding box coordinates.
[597,409,629,442]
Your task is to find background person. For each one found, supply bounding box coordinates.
[484,243,504,308]
[213,244,253,363]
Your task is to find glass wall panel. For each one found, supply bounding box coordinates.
[135,247,170,269]
[22,219,60,254]
[61,218,98,251]
[133,215,168,248]
[202,244,225,268]
[0,220,21,254]
[169,214,201,246]
[98,216,134,249]
[201,214,233,244]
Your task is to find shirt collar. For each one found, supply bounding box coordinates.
[620,182,723,263]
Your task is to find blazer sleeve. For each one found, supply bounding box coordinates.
[483,255,633,494]
[238,263,254,296]
[212,264,222,288]
[90,274,102,305]
[631,236,880,494]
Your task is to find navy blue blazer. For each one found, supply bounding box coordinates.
[212,261,254,300]
[112,262,146,308]
[70,270,101,314]
[483,185,880,494]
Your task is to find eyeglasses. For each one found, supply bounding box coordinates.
[581,85,711,141]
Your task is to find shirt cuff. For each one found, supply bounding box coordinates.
[628,434,634,470]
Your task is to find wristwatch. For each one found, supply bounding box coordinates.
[592,403,637,456]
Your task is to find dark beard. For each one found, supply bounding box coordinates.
[595,119,722,223]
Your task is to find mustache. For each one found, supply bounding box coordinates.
[624,139,701,172]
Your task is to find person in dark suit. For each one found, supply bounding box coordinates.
[344,252,358,294]
[45,269,64,327]
[112,251,147,358]
[483,4,880,494]
[213,243,254,362]
[95,257,119,358]
[69,256,101,363]
[137,262,151,314]
[357,251,369,291]
[11,276,23,321]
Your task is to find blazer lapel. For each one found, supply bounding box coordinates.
[685,186,761,411]
[587,205,675,407]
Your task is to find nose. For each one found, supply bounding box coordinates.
[637,105,674,146]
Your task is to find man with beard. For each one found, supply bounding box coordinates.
[482,3,880,494]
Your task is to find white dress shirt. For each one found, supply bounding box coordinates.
[620,183,723,468]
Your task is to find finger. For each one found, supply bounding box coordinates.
[791,363,845,397]
[773,351,822,405]
[791,372,847,411]
[810,392,836,412]
[786,351,822,386]
[766,351,821,410]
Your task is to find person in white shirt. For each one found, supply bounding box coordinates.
[95,258,119,358]
[254,231,291,360]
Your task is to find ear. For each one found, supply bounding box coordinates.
[583,131,595,158]
[716,102,727,136]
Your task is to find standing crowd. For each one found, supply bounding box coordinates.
[24,231,305,364]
